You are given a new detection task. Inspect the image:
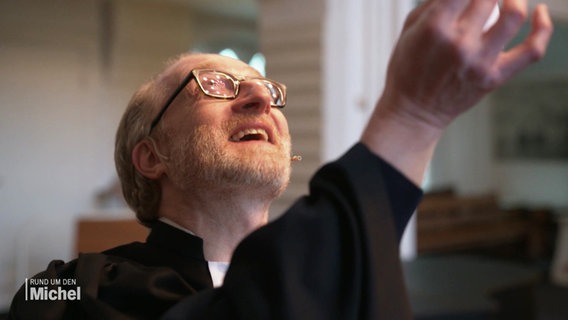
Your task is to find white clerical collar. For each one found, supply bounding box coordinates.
[159,217,197,235]
[208,261,230,287]
[158,217,230,287]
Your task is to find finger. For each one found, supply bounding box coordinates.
[459,0,499,34]
[403,1,432,29]
[482,0,528,59]
[428,0,470,29]
[490,5,553,87]
[407,0,470,33]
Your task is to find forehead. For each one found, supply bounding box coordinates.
[178,54,261,78]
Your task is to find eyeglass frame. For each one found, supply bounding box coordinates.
[148,69,287,134]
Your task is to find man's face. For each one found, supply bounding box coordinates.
[157,55,292,197]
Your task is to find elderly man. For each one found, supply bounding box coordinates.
[10,0,552,319]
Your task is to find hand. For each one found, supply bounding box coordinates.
[380,0,553,130]
[361,0,553,186]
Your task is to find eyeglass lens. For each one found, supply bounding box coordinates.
[198,72,236,99]
[196,70,285,107]
[259,80,285,106]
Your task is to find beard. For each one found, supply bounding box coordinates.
[163,120,291,198]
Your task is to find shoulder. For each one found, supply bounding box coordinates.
[305,143,422,238]
[101,240,150,260]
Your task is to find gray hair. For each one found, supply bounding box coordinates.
[114,77,168,226]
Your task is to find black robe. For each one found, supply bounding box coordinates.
[9,143,422,319]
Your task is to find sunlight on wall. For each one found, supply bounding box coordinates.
[219,48,239,60]
[248,52,266,76]
[219,48,266,76]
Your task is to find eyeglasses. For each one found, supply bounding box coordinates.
[149,69,287,134]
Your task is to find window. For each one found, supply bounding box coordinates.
[219,48,266,76]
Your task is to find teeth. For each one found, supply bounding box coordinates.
[230,128,269,142]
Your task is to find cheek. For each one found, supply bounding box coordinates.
[183,104,222,129]
[273,111,290,139]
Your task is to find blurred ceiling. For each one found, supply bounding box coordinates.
[165,0,568,23]
[166,0,257,21]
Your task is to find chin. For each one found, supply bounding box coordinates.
[225,148,290,189]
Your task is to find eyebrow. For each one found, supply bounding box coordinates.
[190,61,262,78]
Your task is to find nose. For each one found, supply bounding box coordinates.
[232,80,273,114]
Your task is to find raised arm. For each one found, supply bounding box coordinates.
[361,0,553,186]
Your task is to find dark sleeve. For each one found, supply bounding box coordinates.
[164,143,422,320]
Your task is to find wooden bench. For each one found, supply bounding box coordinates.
[416,190,553,260]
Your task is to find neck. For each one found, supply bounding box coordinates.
[159,184,272,262]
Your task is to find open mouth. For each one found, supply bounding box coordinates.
[229,128,269,142]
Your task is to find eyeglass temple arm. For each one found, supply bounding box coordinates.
[149,71,196,134]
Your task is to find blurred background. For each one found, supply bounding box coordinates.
[1,0,567,318]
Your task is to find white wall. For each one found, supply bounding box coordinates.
[322,0,414,162]
[0,0,197,309]
[0,0,103,307]
[323,0,417,258]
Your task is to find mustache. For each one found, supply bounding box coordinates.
[221,116,275,131]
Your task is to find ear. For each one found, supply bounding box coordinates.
[132,139,166,180]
